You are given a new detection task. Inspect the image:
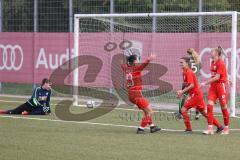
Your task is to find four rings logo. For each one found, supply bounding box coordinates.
[0,44,23,71]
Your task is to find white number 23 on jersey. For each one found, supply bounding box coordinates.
[126,73,134,87]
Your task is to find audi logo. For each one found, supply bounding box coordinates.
[0,44,23,71]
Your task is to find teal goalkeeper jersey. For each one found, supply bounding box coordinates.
[27,86,52,108]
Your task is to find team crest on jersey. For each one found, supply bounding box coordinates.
[39,96,47,101]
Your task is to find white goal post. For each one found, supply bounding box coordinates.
[73,11,238,117]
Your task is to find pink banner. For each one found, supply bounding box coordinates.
[0,32,239,93]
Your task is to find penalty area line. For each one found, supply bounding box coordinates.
[0,115,183,132]
[1,115,240,132]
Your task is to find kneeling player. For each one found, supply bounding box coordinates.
[121,54,160,134]
[0,78,52,115]
[176,57,223,133]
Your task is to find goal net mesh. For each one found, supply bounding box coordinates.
[75,14,238,109]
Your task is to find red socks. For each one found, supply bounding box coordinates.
[208,104,229,128]
[207,104,222,128]
[147,116,152,125]
[140,115,152,128]
[222,108,230,126]
[212,117,221,128]
[199,107,221,128]
[207,104,214,125]
[182,110,192,130]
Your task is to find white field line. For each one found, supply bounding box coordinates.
[1,115,240,132]
[1,99,240,119]
[0,99,177,114]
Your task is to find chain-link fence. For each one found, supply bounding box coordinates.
[1,0,240,32]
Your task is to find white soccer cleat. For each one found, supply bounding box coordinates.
[202,127,214,135]
[221,127,229,135]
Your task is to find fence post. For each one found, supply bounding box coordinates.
[152,0,156,32]
[34,0,38,32]
[198,0,203,32]
[110,0,114,32]
[33,0,38,90]
[69,0,73,32]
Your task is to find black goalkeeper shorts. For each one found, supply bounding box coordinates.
[6,102,34,114]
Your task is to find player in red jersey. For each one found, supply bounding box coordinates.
[121,53,161,134]
[176,57,223,133]
[201,47,230,135]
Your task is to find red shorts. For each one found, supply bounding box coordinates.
[128,90,149,109]
[207,83,228,106]
[183,92,205,110]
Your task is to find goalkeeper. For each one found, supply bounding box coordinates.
[0,78,52,115]
[175,48,201,120]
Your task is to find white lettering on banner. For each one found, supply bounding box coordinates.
[36,48,48,69]
[35,48,74,70]
[60,49,71,70]
[49,54,58,69]
[199,47,240,79]
[0,44,23,71]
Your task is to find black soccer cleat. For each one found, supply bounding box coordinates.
[136,128,145,134]
[150,126,161,133]
[215,126,224,134]
[184,129,193,134]
[195,114,200,120]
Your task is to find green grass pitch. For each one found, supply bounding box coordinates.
[1,97,240,160]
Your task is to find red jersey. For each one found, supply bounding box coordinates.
[121,60,150,90]
[210,58,227,84]
[183,68,201,96]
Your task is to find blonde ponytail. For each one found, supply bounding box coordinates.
[187,48,200,65]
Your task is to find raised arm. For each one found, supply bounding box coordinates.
[137,53,156,71]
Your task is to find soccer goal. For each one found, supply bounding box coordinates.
[73,12,238,117]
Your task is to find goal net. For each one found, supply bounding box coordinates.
[73,12,238,116]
